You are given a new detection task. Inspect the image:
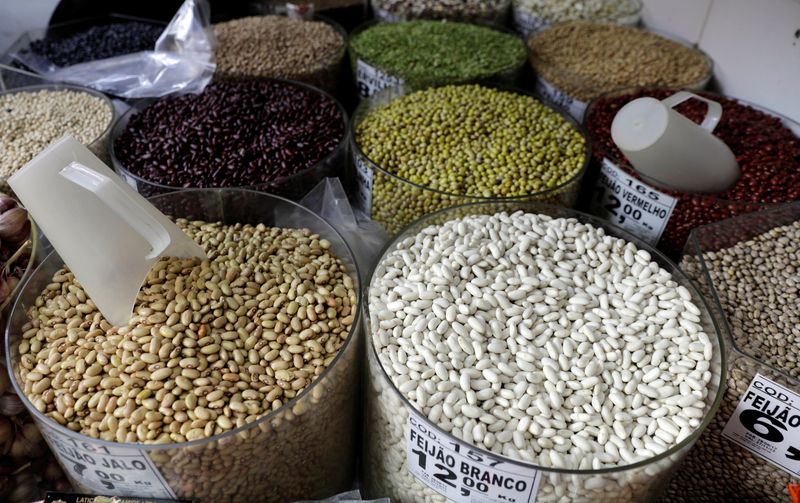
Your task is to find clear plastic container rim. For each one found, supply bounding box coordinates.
[364,198,729,476]
[513,0,643,21]
[582,85,800,206]
[0,215,39,312]
[528,23,715,96]
[109,77,350,192]
[38,13,168,33]
[313,14,350,68]
[684,200,800,386]
[350,82,593,204]
[4,187,363,451]
[0,83,116,148]
[348,18,529,81]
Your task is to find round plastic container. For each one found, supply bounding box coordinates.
[667,203,800,502]
[212,15,347,94]
[528,24,714,121]
[0,84,115,192]
[580,87,800,258]
[512,0,642,38]
[370,0,511,27]
[5,189,361,503]
[350,84,591,235]
[110,79,348,200]
[363,200,727,503]
[348,20,527,99]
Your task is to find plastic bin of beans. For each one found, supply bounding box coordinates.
[363,200,726,502]
[349,20,527,99]
[581,87,800,258]
[667,202,800,502]
[370,0,511,26]
[351,84,589,235]
[512,0,641,38]
[212,15,346,93]
[111,78,347,200]
[1,14,164,76]
[527,22,713,121]
[0,84,115,193]
[6,188,361,502]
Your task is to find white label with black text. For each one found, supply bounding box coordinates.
[354,154,373,217]
[407,410,541,502]
[534,77,586,121]
[589,158,677,246]
[722,374,800,476]
[356,59,403,99]
[512,8,550,37]
[40,421,176,497]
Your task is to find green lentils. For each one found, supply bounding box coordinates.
[350,21,526,88]
[354,84,586,233]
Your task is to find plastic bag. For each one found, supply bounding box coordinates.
[294,489,390,502]
[299,178,388,280]
[10,0,215,98]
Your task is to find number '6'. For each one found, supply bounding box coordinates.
[740,409,786,442]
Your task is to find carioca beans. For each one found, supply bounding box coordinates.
[584,88,800,257]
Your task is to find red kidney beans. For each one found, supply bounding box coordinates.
[584,88,800,257]
[113,79,346,189]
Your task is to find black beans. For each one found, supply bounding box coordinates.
[113,79,346,189]
[27,22,164,67]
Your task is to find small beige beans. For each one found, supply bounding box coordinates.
[16,219,357,446]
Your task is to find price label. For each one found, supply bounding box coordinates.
[512,8,550,37]
[589,158,677,246]
[39,421,176,498]
[533,77,587,122]
[722,374,800,476]
[354,154,373,217]
[407,410,541,503]
[355,59,403,99]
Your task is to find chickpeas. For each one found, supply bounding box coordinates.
[353,84,587,234]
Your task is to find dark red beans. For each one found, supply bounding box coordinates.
[113,79,346,190]
[585,88,800,256]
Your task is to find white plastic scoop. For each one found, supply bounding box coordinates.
[611,91,740,193]
[9,135,207,326]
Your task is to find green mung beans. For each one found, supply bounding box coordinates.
[353,84,587,233]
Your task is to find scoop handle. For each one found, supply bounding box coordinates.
[662,91,722,133]
[59,163,171,260]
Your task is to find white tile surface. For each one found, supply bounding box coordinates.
[698,0,800,123]
[640,0,713,44]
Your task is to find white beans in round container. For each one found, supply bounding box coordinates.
[364,204,725,502]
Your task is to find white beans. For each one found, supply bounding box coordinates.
[366,211,717,502]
